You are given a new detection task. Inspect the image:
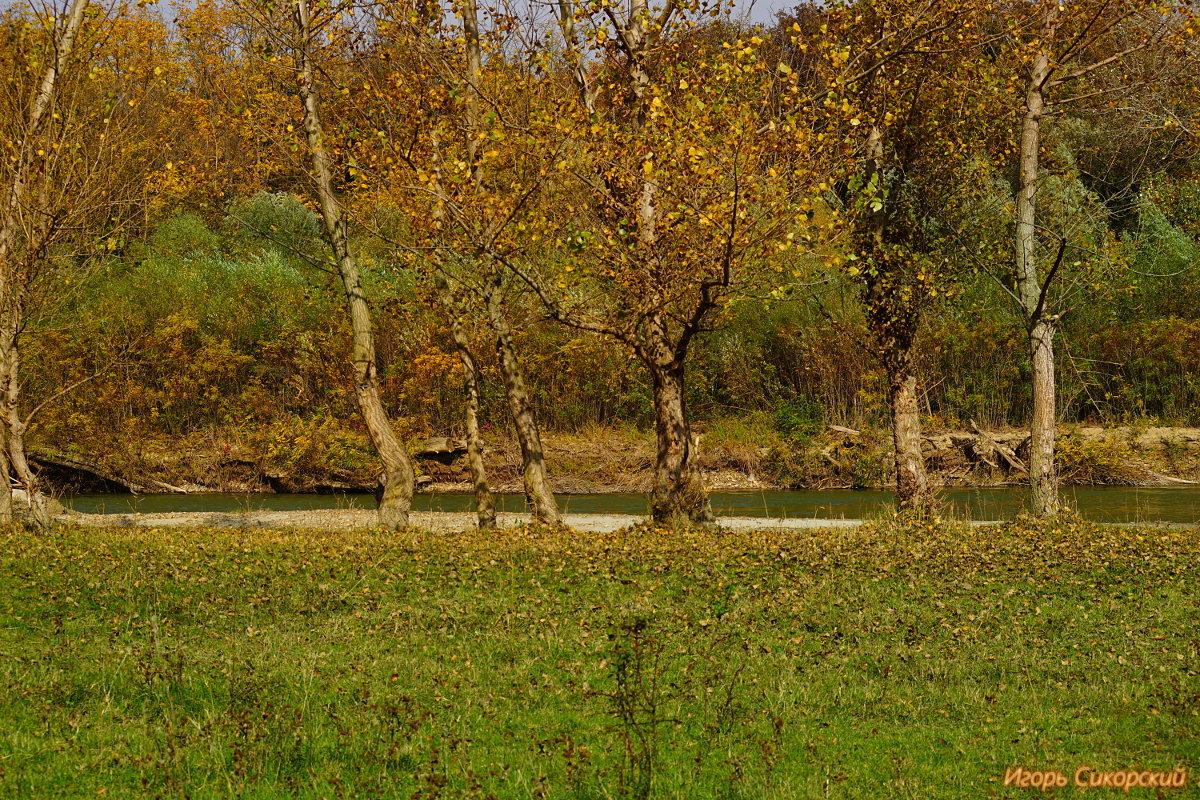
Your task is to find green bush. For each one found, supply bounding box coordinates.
[773,398,824,442]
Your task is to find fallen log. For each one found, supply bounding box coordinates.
[969,421,1028,474]
[827,424,861,437]
[1147,471,1199,485]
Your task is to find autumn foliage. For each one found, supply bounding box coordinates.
[0,0,1197,519]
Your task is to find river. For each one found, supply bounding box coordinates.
[62,486,1200,523]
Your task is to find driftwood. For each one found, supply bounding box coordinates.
[968,420,1028,474]
[416,437,469,467]
[820,445,846,472]
[827,424,861,437]
[418,436,467,455]
[1146,470,1198,485]
[914,425,1031,479]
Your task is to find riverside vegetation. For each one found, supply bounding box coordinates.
[25,200,1200,498]
[2,1,1200,525]
[0,516,1197,798]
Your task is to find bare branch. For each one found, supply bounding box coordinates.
[1030,236,1067,327]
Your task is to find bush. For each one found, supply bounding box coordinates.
[773,398,824,442]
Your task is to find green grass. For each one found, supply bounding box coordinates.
[0,517,1197,798]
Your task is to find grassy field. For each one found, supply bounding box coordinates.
[0,517,1197,799]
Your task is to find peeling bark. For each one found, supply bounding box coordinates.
[447,305,495,529]
[647,354,711,525]
[486,283,558,525]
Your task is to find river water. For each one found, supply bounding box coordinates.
[62,486,1200,523]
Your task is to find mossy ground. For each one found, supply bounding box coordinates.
[1,517,1197,798]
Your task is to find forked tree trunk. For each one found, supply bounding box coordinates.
[647,359,712,525]
[484,283,558,525]
[294,0,415,529]
[1015,13,1061,517]
[447,309,495,529]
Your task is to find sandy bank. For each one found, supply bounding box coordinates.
[60,509,865,533]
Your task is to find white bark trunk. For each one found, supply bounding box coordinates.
[1015,9,1061,517]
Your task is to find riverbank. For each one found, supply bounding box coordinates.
[60,508,866,532]
[56,484,1200,525]
[29,422,1200,497]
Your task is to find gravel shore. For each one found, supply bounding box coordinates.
[60,509,866,532]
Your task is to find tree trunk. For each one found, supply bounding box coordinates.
[1028,318,1059,516]
[861,281,933,513]
[0,315,46,527]
[858,121,932,513]
[0,318,16,523]
[1015,12,1061,517]
[0,321,18,524]
[0,428,11,523]
[454,0,495,529]
[887,365,932,513]
[294,0,415,529]
[448,309,495,529]
[0,0,89,524]
[648,360,712,525]
[485,283,558,525]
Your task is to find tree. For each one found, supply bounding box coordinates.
[238,0,419,529]
[781,0,998,511]
[499,1,827,524]
[434,276,496,529]
[1002,0,1193,515]
[353,0,561,524]
[0,0,170,522]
